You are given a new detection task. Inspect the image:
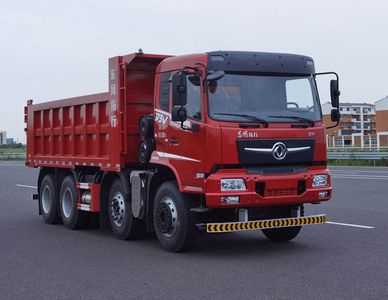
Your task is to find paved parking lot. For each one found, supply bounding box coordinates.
[0,162,387,299]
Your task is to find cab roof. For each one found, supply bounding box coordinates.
[207,51,315,75]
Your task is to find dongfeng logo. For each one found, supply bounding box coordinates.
[272,142,287,160]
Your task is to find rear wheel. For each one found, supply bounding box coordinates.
[59,176,87,229]
[108,179,145,240]
[39,174,60,224]
[261,206,302,242]
[153,181,196,252]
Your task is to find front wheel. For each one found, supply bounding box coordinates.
[262,226,301,242]
[153,181,197,252]
[261,206,302,242]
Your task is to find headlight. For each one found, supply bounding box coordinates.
[312,174,328,187]
[221,178,247,191]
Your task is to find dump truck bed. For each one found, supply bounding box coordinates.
[25,53,170,171]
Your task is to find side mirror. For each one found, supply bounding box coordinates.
[172,106,187,122]
[331,109,340,122]
[172,74,187,106]
[330,80,340,108]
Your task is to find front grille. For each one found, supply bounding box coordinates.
[265,188,297,197]
[247,166,307,176]
[255,180,306,198]
[237,138,315,165]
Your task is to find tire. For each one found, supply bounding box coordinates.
[138,139,154,164]
[262,206,302,242]
[39,174,60,224]
[262,226,301,242]
[59,175,87,229]
[139,116,153,138]
[153,181,196,252]
[108,179,145,240]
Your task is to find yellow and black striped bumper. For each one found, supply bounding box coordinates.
[206,214,327,233]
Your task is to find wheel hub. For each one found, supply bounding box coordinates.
[61,187,73,219]
[42,185,52,214]
[155,197,178,238]
[110,192,126,227]
[156,203,173,233]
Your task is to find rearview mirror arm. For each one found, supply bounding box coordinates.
[314,71,339,84]
[314,71,340,129]
[326,119,340,129]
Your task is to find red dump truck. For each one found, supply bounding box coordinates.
[25,50,340,252]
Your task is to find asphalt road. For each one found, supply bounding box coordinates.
[0,162,387,299]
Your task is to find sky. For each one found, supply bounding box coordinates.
[0,0,387,142]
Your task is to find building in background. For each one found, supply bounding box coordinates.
[0,131,7,145]
[322,102,376,147]
[375,96,388,147]
[6,138,15,144]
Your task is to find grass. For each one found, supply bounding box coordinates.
[0,157,25,161]
[0,148,26,161]
[0,148,25,154]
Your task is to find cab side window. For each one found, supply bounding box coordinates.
[186,75,201,120]
[159,72,171,112]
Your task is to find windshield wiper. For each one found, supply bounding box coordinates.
[269,115,314,125]
[214,113,268,127]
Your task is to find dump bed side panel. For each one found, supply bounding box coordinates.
[25,93,119,170]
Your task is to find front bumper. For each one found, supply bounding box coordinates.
[203,214,327,233]
[204,168,331,208]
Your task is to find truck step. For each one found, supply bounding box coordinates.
[77,203,91,211]
[203,214,327,233]
[190,207,211,213]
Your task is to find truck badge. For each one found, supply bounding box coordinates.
[272,142,287,160]
[155,111,169,130]
[237,130,258,139]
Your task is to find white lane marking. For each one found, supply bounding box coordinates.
[326,221,374,229]
[16,184,37,189]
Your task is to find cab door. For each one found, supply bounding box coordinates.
[165,75,206,192]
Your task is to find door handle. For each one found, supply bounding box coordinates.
[168,137,178,144]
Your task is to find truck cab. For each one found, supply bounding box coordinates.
[149,51,336,209]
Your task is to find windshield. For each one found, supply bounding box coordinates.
[207,74,321,123]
